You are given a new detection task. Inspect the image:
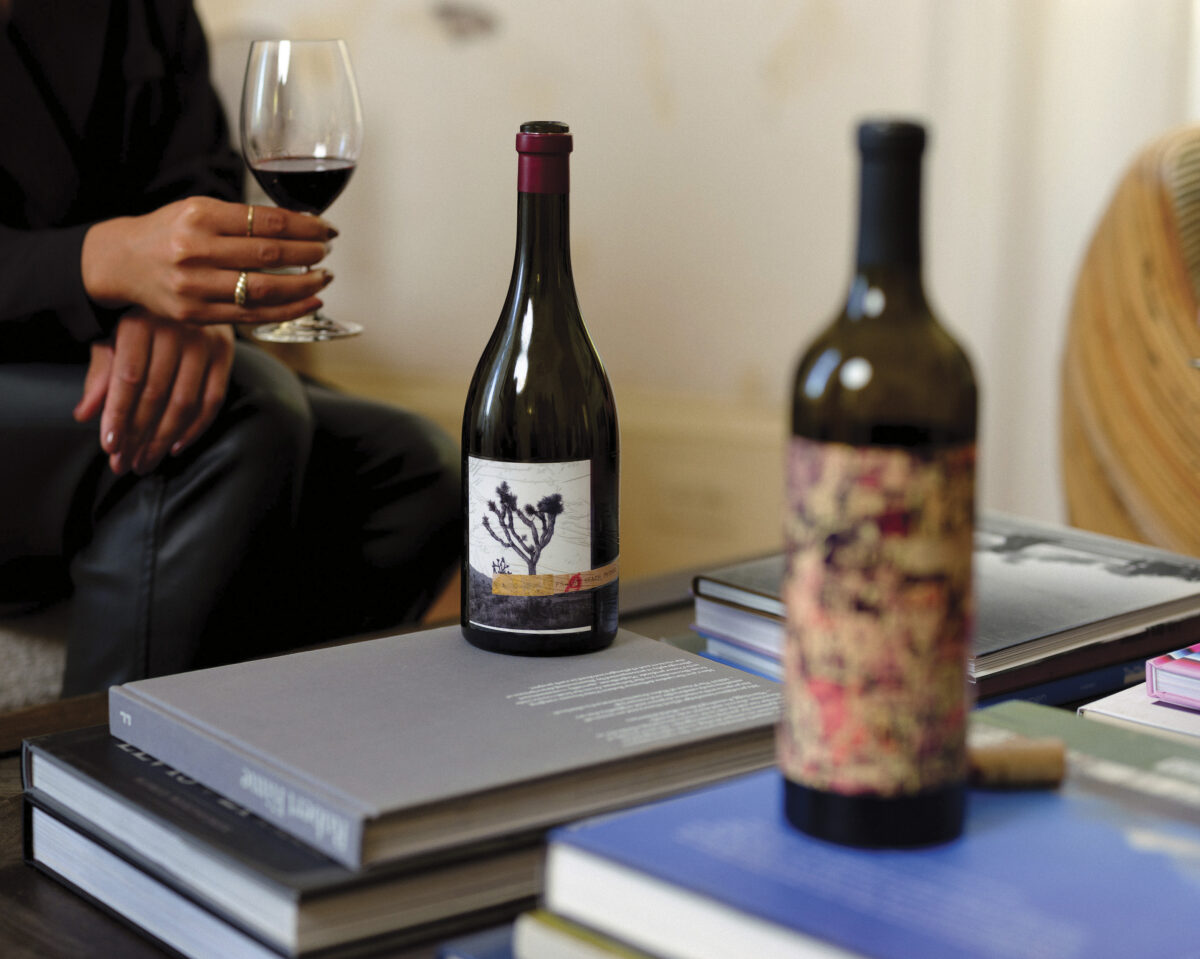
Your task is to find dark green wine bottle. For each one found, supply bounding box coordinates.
[461,122,619,655]
[781,120,977,846]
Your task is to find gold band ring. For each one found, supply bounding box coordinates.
[246,204,256,236]
[234,271,249,307]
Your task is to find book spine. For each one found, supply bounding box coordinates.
[1146,659,1160,699]
[20,738,35,791]
[696,651,781,683]
[108,686,364,868]
[979,658,1144,708]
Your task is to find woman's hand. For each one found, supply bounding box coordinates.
[73,311,237,475]
[80,196,335,327]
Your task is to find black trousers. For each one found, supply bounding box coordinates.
[0,344,460,695]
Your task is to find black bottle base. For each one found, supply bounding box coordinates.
[460,623,616,656]
[783,777,965,848]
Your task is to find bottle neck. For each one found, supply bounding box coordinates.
[510,191,575,301]
[853,151,924,297]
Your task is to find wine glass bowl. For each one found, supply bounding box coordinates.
[240,39,363,342]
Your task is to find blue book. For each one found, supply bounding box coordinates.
[436,924,513,959]
[545,765,1200,958]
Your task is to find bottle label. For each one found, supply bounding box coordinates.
[466,456,612,633]
[778,436,975,797]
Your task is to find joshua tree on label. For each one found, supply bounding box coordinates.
[483,482,564,575]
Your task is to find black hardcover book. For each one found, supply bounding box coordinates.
[693,511,1200,702]
[22,726,539,957]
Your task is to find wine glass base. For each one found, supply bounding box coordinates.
[251,314,363,343]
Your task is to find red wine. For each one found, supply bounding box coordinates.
[461,121,619,655]
[249,157,355,214]
[781,120,977,847]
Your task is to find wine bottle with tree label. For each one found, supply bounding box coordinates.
[461,122,619,655]
[781,120,978,846]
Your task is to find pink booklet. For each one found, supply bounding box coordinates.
[1147,642,1200,709]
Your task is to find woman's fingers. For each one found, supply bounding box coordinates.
[168,264,333,308]
[241,203,337,240]
[73,342,114,423]
[81,197,338,326]
[135,328,232,473]
[168,328,235,459]
[175,196,336,241]
[198,235,330,271]
[126,330,184,473]
[93,315,239,475]
[113,266,332,326]
[98,318,154,473]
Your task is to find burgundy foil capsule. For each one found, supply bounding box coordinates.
[517,121,572,194]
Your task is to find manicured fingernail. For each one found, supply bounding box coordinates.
[111,453,125,475]
[104,430,115,451]
[322,270,334,287]
[171,441,185,457]
[326,223,339,239]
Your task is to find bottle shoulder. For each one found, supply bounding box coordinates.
[463,301,617,459]
[797,308,974,385]
[466,308,612,404]
[792,309,977,445]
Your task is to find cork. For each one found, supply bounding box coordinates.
[967,737,1066,789]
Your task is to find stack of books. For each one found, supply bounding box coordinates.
[523,701,1200,959]
[692,511,1200,705]
[22,626,782,957]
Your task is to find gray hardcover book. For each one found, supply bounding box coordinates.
[108,627,780,869]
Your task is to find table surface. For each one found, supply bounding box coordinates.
[0,582,699,958]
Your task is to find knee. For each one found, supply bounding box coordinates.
[360,410,461,562]
[401,414,461,533]
[201,345,315,485]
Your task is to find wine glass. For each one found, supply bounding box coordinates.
[240,39,364,342]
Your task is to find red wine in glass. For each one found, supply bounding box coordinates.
[249,157,356,216]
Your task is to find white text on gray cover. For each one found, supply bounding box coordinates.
[240,767,288,817]
[239,767,350,851]
[287,792,350,852]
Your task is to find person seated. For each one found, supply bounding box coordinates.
[0,0,459,695]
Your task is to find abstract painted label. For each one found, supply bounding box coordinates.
[779,437,975,797]
[467,456,612,633]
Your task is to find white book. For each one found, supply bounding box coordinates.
[1078,681,1200,746]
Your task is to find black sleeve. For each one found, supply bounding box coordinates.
[0,0,242,356]
[133,0,242,209]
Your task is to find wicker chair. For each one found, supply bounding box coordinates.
[1062,124,1200,556]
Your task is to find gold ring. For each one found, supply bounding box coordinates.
[234,271,249,307]
[246,204,255,236]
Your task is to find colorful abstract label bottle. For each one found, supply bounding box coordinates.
[781,120,978,846]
